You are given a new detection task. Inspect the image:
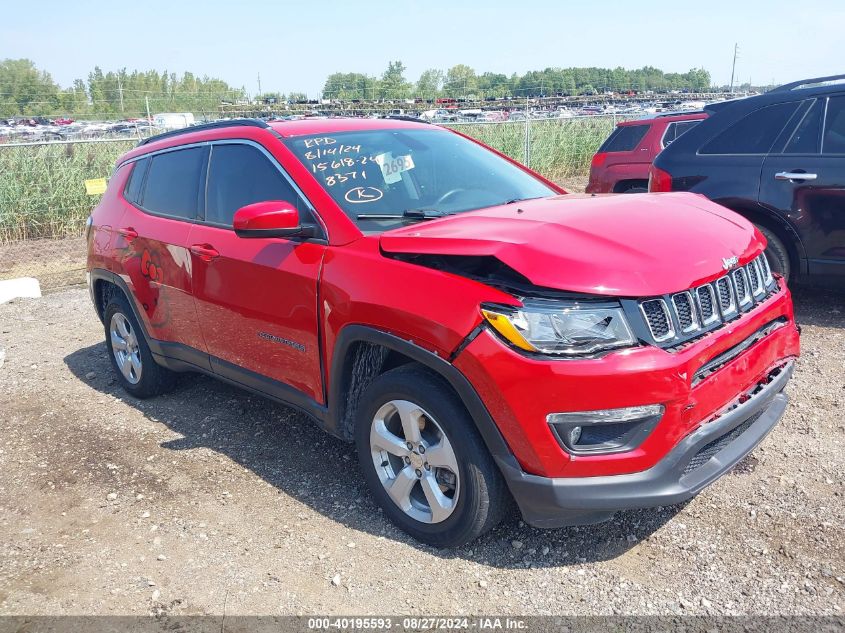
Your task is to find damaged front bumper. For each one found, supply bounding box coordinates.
[497,361,793,528]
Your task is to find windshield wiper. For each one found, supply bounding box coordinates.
[504,196,544,204]
[357,208,455,221]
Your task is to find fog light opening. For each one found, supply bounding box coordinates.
[547,405,664,455]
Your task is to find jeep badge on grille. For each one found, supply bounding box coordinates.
[722,256,739,270]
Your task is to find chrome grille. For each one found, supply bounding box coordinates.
[672,292,699,333]
[733,268,751,307]
[747,259,763,297]
[760,255,773,285]
[696,284,719,325]
[716,277,736,316]
[638,254,776,344]
[640,299,674,342]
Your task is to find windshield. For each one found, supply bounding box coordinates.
[284,128,556,232]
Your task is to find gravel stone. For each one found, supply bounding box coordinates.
[0,285,841,616]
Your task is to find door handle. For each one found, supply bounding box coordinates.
[774,171,818,181]
[190,244,220,262]
[117,227,138,242]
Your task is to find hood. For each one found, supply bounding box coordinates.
[379,193,764,297]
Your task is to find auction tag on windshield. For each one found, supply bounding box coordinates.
[84,178,107,195]
[373,152,415,184]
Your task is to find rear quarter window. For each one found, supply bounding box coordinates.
[598,124,650,152]
[123,157,149,205]
[662,120,701,147]
[700,102,801,155]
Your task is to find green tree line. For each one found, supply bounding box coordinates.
[0,59,248,118]
[0,58,713,118]
[323,62,712,100]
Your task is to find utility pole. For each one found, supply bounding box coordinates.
[257,72,262,96]
[145,95,152,124]
[524,94,530,169]
[117,75,125,113]
[729,43,739,94]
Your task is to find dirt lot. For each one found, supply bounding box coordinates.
[0,237,86,290]
[0,285,843,616]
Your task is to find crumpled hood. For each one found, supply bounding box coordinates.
[379,193,764,296]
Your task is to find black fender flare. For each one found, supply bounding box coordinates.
[328,325,519,470]
[89,269,145,330]
[716,200,808,275]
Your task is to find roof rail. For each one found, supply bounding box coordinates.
[137,118,271,146]
[768,74,845,93]
[383,114,430,124]
[654,110,704,118]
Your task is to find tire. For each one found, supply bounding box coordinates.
[755,224,791,282]
[354,365,510,547]
[103,289,176,399]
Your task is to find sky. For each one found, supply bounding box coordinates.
[3,0,843,97]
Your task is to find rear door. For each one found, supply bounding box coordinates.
[119,146,209,360]
[760,95,845,276]
[187,141,327,403]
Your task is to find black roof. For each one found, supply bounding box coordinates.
[137,118,271,146]
[702,74,845,116]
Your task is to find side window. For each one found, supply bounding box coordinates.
[663,120,700,147]
[783,99,823,154]
[141,147,204,219]
[700,102,801,155]
[598,124,649,153]
[205,143,306,227]
[822,96,845,154]
[124,157,149,204]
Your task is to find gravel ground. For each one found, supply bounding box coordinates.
[0,285,842,616]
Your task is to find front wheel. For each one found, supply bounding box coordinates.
[355,365,510,547]
[755,224,791,282]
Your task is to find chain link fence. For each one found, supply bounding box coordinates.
[0,115,624,291]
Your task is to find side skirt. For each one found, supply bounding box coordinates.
[150,340,333,437]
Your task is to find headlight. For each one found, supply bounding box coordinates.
[481,299,636,356]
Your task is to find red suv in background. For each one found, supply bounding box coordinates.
[586,112,707,194]
[87,117,799,547]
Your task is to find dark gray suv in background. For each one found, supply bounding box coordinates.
[650,74,845,287]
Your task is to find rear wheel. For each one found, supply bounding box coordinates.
[755,224,791,282]
[103,290,176,398]
[355,365,509,547]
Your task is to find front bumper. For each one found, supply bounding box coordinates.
[453,283,799,478]
[498,361,793,528]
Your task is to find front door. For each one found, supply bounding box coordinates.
[187,141,326,403]
[760,95,845,277]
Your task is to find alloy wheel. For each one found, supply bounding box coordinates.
[369,399,460,524]
[109,312,142,385]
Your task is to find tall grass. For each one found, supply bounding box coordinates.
[0,140,133,243]
[0,116,622,243]
[446,116,619,181]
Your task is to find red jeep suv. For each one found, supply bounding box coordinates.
[586,112,707,194]
[86,117,800,547]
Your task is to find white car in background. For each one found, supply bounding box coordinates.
[153,112,195,130]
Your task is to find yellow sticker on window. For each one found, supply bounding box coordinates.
[373,153,415,184]
[84,178,107,195]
